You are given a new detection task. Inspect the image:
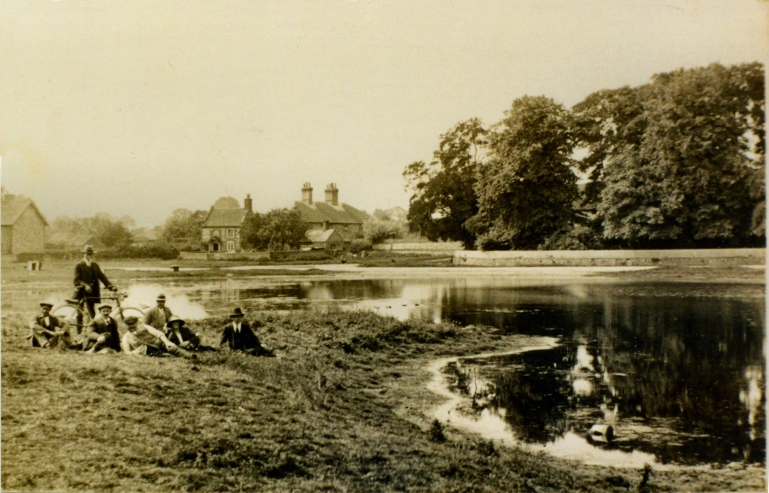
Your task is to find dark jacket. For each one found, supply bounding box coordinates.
[31,314,62,330]
[166,325,201,348]
[144,306,173,330]
[74,260,113,302]
[220,321,265,352]
[86,315,121,351]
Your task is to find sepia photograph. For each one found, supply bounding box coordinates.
[1,1,767,491]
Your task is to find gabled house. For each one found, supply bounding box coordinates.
[200,194,253,253]
[1,194,48,256]
[294,183,367,245]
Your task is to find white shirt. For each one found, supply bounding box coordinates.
[233,321,241,333]
[84,258,92,267]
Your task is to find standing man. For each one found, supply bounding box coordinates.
[73,245,117,323]
[83,303,121,353]
[143,294,172,330]
[220,308,274,356]
[28,301,69,348]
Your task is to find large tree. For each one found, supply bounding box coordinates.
[575,63,765,248]
[469,96,578,250]
[403,118,486,249]
[162,208,205,244]
[241,208,309,251]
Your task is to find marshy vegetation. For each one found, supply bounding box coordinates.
[2,309,765,492]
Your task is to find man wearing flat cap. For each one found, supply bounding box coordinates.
[83,303,121,353]
[143,293,173,330]
[73,245,117,324]
[220,308,274,356]
[28,301,69,348]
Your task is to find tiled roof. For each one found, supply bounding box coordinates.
[47,233,106,249]
[295,201,367,225]
[1,195,48,226]
[201,207,248,228]
[306,229,340,243]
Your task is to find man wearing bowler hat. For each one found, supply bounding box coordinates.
[220,308,273,356]
[143,293,173,330]
[28,301,69,348]
[73,245,117,324]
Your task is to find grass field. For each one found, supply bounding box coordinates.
[2,308,765,492]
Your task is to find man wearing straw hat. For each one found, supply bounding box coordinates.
[73,245,117,323]
[121,316,191,358]
[27,301,70,348]
[220,308,273,356]
[163,315,203,351]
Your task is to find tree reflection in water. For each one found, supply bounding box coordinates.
[476,297,765,465]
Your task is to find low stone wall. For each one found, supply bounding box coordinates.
[179,252,208,260]
[373,241,462,255]
[178,251,271,261]
[453,248,766,267]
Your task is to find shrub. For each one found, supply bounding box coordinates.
[99,241,180,260]
[349,239,372,254]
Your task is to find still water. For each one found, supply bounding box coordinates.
[4,271,764,466]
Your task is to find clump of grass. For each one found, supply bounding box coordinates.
[429,419,447,443]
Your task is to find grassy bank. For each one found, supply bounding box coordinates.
[2,310,764,492]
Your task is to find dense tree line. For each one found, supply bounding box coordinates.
[405,63,765,250]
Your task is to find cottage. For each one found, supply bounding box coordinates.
[1,194,48,257]
[294,183,367,245]
[305,228,346,251]
[200,195,253,253]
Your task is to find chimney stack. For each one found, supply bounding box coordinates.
[301,182,313,204]
[244,194,253,213]
[325,183,339,206]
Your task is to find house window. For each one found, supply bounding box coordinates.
[228,228,235,238]
[227,241,235,252]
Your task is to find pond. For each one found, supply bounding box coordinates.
[3,268,764,467]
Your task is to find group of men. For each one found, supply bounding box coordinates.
[28,245,274,357]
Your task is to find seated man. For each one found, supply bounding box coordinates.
[220,308,274,356]
[121,316,191,358]
[83,303,121,353]
[143,294,172,330]
[164,316,204,350]
[28,301,70,348]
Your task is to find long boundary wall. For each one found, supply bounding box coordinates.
[453,248,766,267]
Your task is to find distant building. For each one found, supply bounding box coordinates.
[294,183,367,245]
[304,228,345,251]
[47,233,107,252]
[201,194,253,253]
[1,194,48,256]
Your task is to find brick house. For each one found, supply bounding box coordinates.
[1,194,48,257]
[200,195,253,253]
[295,183,367,246]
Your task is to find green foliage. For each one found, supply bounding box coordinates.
[363,216,405,244]
[349,238,372,254]
[99,241,180,260]
[241,208,309,251]
[51,212,134,249]
[577,63,765,248]
[470,96,578,250]
[539,224,605,251]
[404,119,487,249]
[162,208,205,245]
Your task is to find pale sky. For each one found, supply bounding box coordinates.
[1,0,767,227]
